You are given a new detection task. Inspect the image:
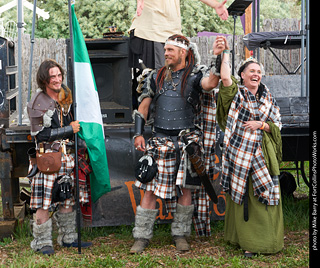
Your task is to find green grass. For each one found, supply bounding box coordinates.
[0,161,310,267]
[0,192,309,268]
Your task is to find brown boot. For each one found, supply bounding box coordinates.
[173,236,190,251]
[130,238,149,254]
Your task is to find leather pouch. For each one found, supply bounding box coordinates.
[36,143,62,175]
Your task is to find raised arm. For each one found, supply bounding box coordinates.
[199,0,228,20]
[136,0,144,16]
[201,36,227,91]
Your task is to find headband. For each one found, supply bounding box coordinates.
[165,38,189,51]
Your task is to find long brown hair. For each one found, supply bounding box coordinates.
[156,34,195,96]
[36,59,65,92]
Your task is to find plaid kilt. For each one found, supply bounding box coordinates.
[29,151,89,210]
[135,130,202,208]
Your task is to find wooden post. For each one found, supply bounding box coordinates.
[244,3,252,59]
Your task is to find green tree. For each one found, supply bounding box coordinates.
[0,0,301,39]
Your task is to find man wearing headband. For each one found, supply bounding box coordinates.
[129,0,228,70]
[131,35,227,253]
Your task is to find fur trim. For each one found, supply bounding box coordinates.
[137,70,156,103]
[171,204,194,237]
[53,210,77,246]
[132,109,145,121]
[43,109,54,128]
[30,218,53,251]
[189,42,201,65]
[58,84,73,115]
[132,206,158,240]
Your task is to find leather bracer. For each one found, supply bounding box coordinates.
[48,126,74,142]
[133,111,145,139]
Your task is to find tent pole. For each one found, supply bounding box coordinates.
[300,0,305,97]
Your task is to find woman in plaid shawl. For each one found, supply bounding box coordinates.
[217,37,283,257]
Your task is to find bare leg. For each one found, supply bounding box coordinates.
[35,208,50,225]
[140,190,157,209]
[178,188,192,206]
[59,206,73,214]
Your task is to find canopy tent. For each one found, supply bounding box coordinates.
[243,31,306,75]
[243,31,305,50]
[247,0,309,97]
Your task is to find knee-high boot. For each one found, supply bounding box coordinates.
[130,205,158,254]
[171,203,194,251]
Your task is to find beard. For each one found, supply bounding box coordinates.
[49,87,61,94]
[164,61,172,81]
[164,56,182,81]
[52,88,61,93]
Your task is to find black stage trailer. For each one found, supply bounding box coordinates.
[0,36,309,239]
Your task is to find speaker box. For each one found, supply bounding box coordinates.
[0,37,17,127]
[68,37,132,124]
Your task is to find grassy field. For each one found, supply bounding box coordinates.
[0,162,310,267]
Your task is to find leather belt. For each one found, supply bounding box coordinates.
[153,127,195,141]
[39,142,61,152]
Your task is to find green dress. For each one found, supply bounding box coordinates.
[224,179,284,253]
[218,77,284,254]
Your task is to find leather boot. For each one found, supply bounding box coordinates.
[130,205,158,254]
[30,218,55,255]
[171,203,194,252]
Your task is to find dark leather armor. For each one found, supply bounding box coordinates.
[153,70,201,130]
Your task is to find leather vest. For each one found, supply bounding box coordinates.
[153,70,200,130]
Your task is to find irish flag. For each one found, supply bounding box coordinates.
[71,1,111,202]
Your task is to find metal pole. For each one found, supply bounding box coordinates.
[256,0,260,62]
[68,0,81,254]
[17,0,23,125]
[232,15,237,76]
[252,0,256,58]
[300,0,305,97]
[306,0,309,97]
[27,0,37,102]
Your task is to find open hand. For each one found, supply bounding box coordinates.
[215,0,229,21]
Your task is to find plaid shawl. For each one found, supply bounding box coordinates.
[136,66,218,236]
[220,82,282,206]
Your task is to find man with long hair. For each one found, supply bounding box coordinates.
[131,34,227,253]
[27,59,91,255]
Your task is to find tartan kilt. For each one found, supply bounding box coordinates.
[135,130,202,212]
[29,152,78,210]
